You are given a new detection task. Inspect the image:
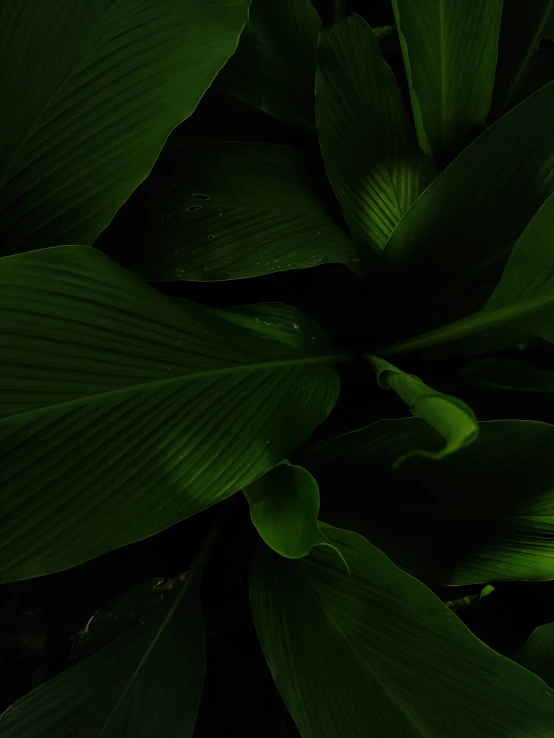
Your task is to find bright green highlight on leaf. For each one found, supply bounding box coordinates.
[244,462,349,572]
[315,13,437,256]
[365,355,479,467]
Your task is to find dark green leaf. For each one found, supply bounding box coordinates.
[450,357,554,392]
[216,0,321,130]
[0,246,344,582]
[380,82,554,329]
[378,192,554,358]
[96,143,360,281]
[0,575,206,737]
[0,0,250,257]
[392,0,503,161]
[514,623,554,688]
[243,462,349,570]
[315,13,437,256]
[250,522,554,737]
[303,418,554,585]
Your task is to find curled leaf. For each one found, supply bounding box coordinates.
[243,463,349,573]
[366,355,479,467]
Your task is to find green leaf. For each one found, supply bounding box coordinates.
[380,82,554,330]
[0,0,250,258]
[514,623,554,688]
[315,13,437,256]
[378,191,554,358]
[243,462,349,571]
[302,418,554,585]
[250,522,554,737]
[491,0,554,117]
[0,245,345,582]
[215,0,321,130]
[95,142,361,281]
[450,357,554,392]
[365,356,478,466]
[392,0,503,161]
[0,575,206,737]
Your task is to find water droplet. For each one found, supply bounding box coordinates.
[207,235,214,240]
[316,231,321,235]
[187,205,202,212]
[218,212,223,216]
[292,323,299,330]
[311,255,320,260]
[331,242,336,247]
[161,214,170,219]
[229,273,234,278]
[311,335,317,340]
[289,253,295,257]
[192,193,210,199]
[203,266,210,271]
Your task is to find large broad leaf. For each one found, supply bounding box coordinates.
[380,82,554,332]
[250,522,554,737]
[0,245,345,582]
[366,355,479,466]
[0,574,206,737]
[392,0,503,162]
[513,623,554,688]
[0,0,250,258]
[215,0,321,130]
[491,0,554,117]
[450,357,554,392]
[376,192,554,359]
[315,14,437,256]
[301,418,554,585]
[95,142,361,282]
[243,461,349,570]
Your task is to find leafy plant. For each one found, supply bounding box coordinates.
[1,0,554,735]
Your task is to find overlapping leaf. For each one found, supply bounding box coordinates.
[250,522,554,737]
[366,355,479,466]
[513,623,554,688]
[392,0,503,161]
[301,418,554,585]
[243,461,348,570]
[315,13,437,255]
[0,0,250,257]
[378,192,554,358]
[215,0,321,130]
[95,142,361,282]
[0,575,206,737]
[0,246,344,582]
[450,357,554,392]
[380,82,554,330]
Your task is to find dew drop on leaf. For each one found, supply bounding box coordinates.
[207,235,214,240]
[192,193,210,200]
[161,214,170,219]
[187,205,202,212]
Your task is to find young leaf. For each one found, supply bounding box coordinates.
[491,0,554,117]
[392,0,503,161]
[0,575,206,737]
[513,623,554,689]
[377,192,554,358]
[302,418,554,585]
[243,462,349,571]
[95,142,361,281]
[250,523,554,738]
[0,0,250,257]
[365,356,479,466]
[215,0,321,130]
[0,246,346,583]
[380,82,554,330]
[315,13,437,256]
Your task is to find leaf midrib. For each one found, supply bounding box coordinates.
[2,351,351,424]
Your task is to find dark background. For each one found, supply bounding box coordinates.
[2,1,554,735]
